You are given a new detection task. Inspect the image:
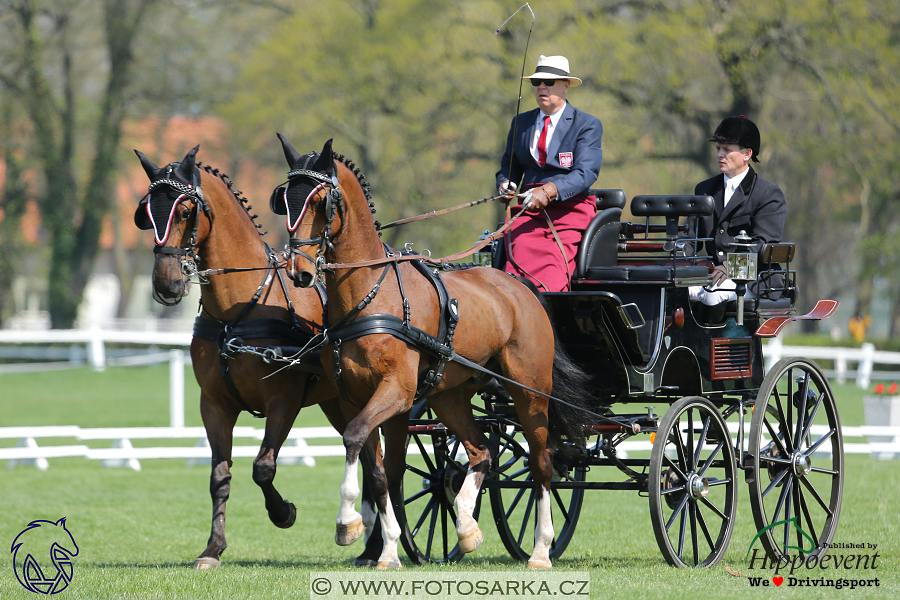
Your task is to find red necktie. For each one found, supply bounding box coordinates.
[537,115,551,167]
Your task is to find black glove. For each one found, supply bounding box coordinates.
[710,264,728,287]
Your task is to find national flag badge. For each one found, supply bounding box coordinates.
[559,152,573,168]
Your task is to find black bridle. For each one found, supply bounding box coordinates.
[144,172,212,305]
[280,167,344,287]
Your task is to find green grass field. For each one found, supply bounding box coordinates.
[1,365,897,599]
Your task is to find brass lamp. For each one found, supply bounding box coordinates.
[726,231,757,325]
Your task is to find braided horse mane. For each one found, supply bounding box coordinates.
[330,151,381,232]
[194,161,268,236]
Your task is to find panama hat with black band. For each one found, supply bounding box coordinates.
[523,55,582,87]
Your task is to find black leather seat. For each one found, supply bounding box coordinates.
[575,190,627,279]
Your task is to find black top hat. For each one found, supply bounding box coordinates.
[707,115,761,163]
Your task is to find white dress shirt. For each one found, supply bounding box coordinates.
[529,104,567,163]
[723,168,749,208]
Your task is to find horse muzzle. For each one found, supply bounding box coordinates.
[152,253,191,304]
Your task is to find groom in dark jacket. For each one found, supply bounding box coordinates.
[685,115,786,306]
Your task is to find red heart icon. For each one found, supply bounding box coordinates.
[773,577,783,586]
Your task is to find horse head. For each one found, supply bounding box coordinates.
[272,135,343,288]
[134,145,209,305]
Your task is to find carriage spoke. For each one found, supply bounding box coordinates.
[686,411,695,471]
[414,436,437,474]
[803,429,835,456]
[764,420,790,460]
[663,454,689,482]
[810,466,838,476]
[800,392,826,443]
[706,477,732,488]
[441,501,449,559]
[671,419,690,472]
[694,415,711,467]
[794,374,811,445]
[771,473,792,524]
[412,496,437,536]
[664,493,690,532]
[677,502,688,559]
[699,495,728,522]
[781,483,794,551]
[697,441,724,477]
[552,487,571,522]
[516,490,537,547]
[771,387,795,453]
[425,500,438,557]
[799,474,834,516]
[505,485,529,519]
[690,502,700,565]
[695,504,716,552]
[759,454,792,466]
[761,468,789,499]
[798,486,821,547]
[404,487,430,505]
[406,464,433,481]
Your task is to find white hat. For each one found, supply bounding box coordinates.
[523,55,582,87]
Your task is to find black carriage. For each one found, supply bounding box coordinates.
[398,190,843,568]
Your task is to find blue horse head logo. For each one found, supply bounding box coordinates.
[11,518,79,594]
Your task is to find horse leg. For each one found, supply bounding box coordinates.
[358,430,403,570]
[196,393,239,569]
[252,397,300,529]
[320,398,384,566]
[514,404,555,570]
[429,392,492,554]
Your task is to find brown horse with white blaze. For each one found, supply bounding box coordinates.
[272,136,592,569]
[134,145,385,568]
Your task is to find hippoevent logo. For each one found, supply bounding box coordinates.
[746,517,880,590]
[10,518,79,594]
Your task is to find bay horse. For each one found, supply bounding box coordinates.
[134,146,383,568]
[271,136,592,569]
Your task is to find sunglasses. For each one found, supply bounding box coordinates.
[530,78,567,87]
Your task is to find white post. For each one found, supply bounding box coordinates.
[764,337,783,373]
[857,342,875,390]
[169,349,185,428]
[88,328,106,372]
[835,351,847,385]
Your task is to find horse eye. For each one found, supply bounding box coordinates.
[316,198,327,210]
[180,207,191,220]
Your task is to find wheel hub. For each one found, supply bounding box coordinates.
[687,473,709,500]
[792,452,812,478]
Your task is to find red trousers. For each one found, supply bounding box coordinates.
[503,195,595,292]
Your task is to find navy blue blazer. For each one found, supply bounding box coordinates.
[496,103,603,201]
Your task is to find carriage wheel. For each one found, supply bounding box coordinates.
[395,401,480,564]
[649,396,737,567]
[747,357,843,562]
[488,423,585,562]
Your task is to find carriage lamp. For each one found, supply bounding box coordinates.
[726,231,757,325]
[475,230,494,267]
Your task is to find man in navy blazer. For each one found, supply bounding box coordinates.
[495,55,603,291]
[686,116,786,307]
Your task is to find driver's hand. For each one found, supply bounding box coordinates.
[525,182,558,211]
[710,264,728,287]
[499,180,517,204]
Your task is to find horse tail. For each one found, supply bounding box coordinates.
[514,277,598,451]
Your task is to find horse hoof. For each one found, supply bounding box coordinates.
[527,558,552,570]
[353,557,378,568]
[458,526,484,554]
[335,516,365,546]
[375,558,402,570]
[273,500,297,529]
[194,557,221,570]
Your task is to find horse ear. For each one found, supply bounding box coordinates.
[315,138,335,177]
[134,149,159,181]
[277,132,304,168]
[177,145,200,184]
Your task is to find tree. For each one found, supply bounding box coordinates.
[0,0,160,327]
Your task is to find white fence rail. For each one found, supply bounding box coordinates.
[1,426,344,471]
[4,330,900,468]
